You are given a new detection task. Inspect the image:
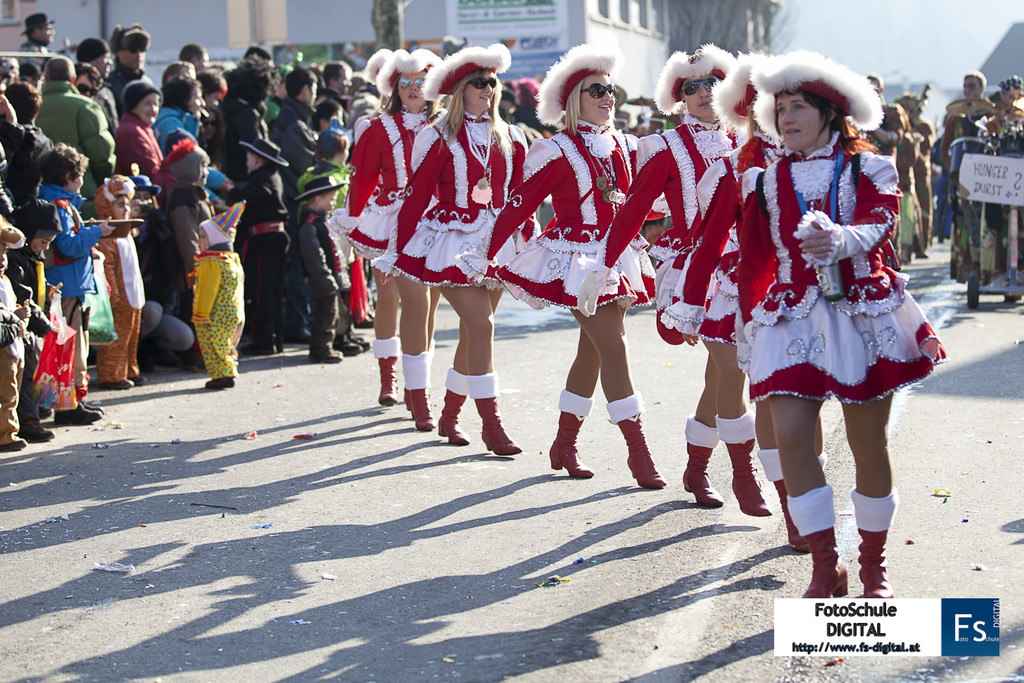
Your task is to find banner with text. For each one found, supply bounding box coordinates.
[959,154,1024,207]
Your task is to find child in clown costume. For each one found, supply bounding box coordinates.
[192,202,246,390]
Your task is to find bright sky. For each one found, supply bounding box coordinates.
[781,0,1024,90]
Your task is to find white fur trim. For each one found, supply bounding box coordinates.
[751,50,883,139]
[717,413,755,444]
[787,484,836,537]
[851,488,898,532]
[607,394,644,423]
[364,49,394,85]
[757,448,784,482]
[422,43,511,102]
[684,417,719,448]
[558,389,594,418]
[537,44,621,126]
[402,352,430,390]
[654,44,737,116]
[713,52,766,131]
[466,372,499,399]
[373,337,400,359]
[376,48,442,96]
[445,367,470,396]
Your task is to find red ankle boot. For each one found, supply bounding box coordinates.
[617,417,665,489]
[549,412,594,478]
[406,388,435,431]
[726,439,771,517]
[438,390,470,446]
[378,357,398,406]
[683,443,724,507]
[802,528,849,598]
[773,480,809,552]
[475,398,521,455]
[858,529,894,598]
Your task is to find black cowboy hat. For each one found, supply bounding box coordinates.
[239,138,288,166]
[22,13,53,35]
[295,175,345,201]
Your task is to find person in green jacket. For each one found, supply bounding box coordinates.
[35,57,116,219]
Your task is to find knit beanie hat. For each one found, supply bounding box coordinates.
[123,79,160,116]
[94,175,135,219]
[164,137,209,184]
[77,37,109,64]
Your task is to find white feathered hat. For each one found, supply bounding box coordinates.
[422,43,511,102]
[654,44,737,116]
[364,48,393,88]
[375,48,442,96]
[751,50,883,139]
[712,53,767,131]
[537,44,621,126]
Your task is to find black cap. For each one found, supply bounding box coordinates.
[77,37,110,64]
[122,79,161,115]
[11,199,60,241]
[239,138,288,166]
[295,175,345,201]
[22,13,52,35]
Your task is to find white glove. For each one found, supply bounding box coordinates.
[454,242,493,285]
[795,209,843,266]
[577,270,599,317]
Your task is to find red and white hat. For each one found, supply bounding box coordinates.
[364,48,394,88]
[712,52,767,131]
[751,50,883,139]
[537,44,621,126]
[375,48,442,95]
[654,44,737,116]
[422,43,511,102]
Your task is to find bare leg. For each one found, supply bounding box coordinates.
[372,269,400,340]
[571,304,633,401]
[441,285,495,375]
[758,401,824,453]
[842,395,894,497]
[565,327,601,398]
[769,395,825,497]
[693,356,718,427]
[426,287,442,347]
[704,340,747,419]
[395,275,431,356]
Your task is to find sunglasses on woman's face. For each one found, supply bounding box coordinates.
[681,77,720,96]
[582,83,616,99]
[399,77,425,90]
[468,77,497,90]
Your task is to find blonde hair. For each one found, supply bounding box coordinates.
[562,80,583,134]
[435,69,510,153]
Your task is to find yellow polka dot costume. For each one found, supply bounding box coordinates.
[192,203,246,381]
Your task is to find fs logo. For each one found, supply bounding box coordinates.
[941,598,1000,656]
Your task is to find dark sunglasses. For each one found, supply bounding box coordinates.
[581,83,616,99]
[681,77,720,96]
[399,77,425,90]
[468,77,497,90]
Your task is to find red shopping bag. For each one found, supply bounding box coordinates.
[33,292,78,410]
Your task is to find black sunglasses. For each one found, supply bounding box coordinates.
[468,77,497,90]
[581,83,616,99]
[681,77,720,96]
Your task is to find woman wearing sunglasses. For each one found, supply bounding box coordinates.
[388,44,528,452]
[604,46,767,509]
[328,48,442,413]
[461,45,664,487]
[740,51,945,597]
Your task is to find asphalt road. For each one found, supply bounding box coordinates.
[1,244,1022,682]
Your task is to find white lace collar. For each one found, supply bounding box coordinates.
[578,121,615,159]
[401,106,428,130]
[682,113,718,131]
[682,114,732,164]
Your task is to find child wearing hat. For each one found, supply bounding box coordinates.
[296,176,346,363]
[0,221,33,451]
[7,199,62,440]
[94,175,146,390]
[192,202,246,389]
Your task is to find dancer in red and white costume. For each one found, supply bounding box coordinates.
[389,44,529,453]
[328,48,443,411]
[465,45,664,488]
[605,46,752,500]
[741,51,947,598]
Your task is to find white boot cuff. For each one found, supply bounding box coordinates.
[445,368,470,396]
[684,417,719,448]
[373,337,401,359]
[757,448,784,482]
[851,488,899,533]
[716,413,755,444]
[558,390,594,418]
[787,484,836,537]
[466,373,498,399]
[607,393,643,423]
[402,352,430,390]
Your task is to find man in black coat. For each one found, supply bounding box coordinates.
[222,57,278,182]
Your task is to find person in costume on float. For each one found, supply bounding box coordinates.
[388,44,529,454]
[603,45,740,492]
[466,45,664,488]
[328,48,444,409]
[740,51,947,598]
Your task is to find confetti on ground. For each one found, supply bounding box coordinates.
[171,439,181,444]
[934,489,952,497]
[573,558,584,564]
[243,431,258,440]
[321,573,336,581]
[251,522,274,529]
[962,519,969,523]
[293,433,317,440]
[273,382,284,388]
[289,619,310,625]
[109,422,125,429]
[92,443,109,449]
[443,657,455,663]
[535,575,571,588]
[93,562,134,573]
[972,564,988,571]
[905,540,915,545]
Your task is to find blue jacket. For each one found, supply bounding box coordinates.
[153,106,200,154]
[40,184,102,300]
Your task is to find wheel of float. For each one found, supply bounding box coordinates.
[967,272,980,309]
